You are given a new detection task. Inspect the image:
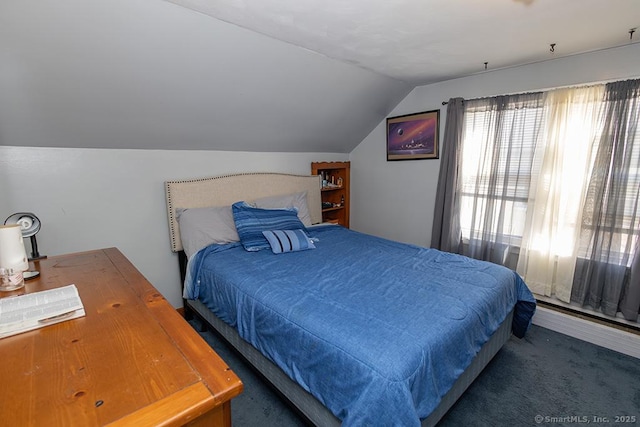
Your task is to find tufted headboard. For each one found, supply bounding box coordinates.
[165,173,322,253]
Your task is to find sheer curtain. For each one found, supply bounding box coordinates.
[458,93,545,266]
[516,86,605,301]
[431,98,465,253]
[625,237,640,321]
[572,79,640,318]
[437,78,640,322]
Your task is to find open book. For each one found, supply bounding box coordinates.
[0,284,86,338]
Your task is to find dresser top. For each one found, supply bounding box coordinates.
[0,248,242,426]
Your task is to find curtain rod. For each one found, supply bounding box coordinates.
[440,76,640,106]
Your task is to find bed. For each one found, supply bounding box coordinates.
[165,172,536,427]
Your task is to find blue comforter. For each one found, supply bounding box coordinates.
[185,226,536,426]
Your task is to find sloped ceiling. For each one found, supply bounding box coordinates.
[0,0,638,153]
[168,0,640,85]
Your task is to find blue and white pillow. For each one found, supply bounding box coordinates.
[232,201,307,251]
[262,229,316,254]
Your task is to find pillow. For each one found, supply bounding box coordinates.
[252,192,312,227]
[232,201,307,251]
[262,229,316,254]
[176,206,239,258]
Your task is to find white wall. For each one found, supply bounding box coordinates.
[350,43,640,247]
[0,0,410,153]
[0,147,346,307]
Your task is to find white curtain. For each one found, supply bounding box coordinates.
[516,86,605,301]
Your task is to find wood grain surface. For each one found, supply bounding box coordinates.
[0,248,242,426]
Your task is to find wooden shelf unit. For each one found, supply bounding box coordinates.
[311,161,350,228]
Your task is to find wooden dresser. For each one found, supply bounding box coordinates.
[0,248,242,426]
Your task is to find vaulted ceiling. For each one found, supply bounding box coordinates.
[1,0,638,153]
[168,0,640,85]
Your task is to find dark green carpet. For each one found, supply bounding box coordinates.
[192,320,640,426]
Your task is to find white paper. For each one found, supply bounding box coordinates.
[0,284,85,338]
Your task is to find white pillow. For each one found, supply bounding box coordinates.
[176,206,239,258]
[252,191,312,227]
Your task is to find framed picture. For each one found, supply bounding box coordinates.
[386,109,440,161]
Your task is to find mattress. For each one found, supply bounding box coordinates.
[185,226,536,426]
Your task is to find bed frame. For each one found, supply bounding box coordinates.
[165,172,513,426]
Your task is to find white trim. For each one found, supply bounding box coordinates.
[532,306,640,359]
[534,294,640,329]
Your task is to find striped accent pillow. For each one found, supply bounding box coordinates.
[262,229,316,254]
[232,202,307,251]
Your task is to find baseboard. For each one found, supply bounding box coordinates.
[532,306,640,359]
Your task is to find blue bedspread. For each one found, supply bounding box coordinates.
[185,226,536,426]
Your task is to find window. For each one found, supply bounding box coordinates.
[459,95,544,248]
[436,79,640,319]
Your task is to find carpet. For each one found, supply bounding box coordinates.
[192,320,640,426]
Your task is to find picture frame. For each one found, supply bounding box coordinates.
[386,109,440,161]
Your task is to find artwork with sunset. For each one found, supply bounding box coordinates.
[386,110,439,160]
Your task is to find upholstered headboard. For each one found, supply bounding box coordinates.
[165,173,322,253]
